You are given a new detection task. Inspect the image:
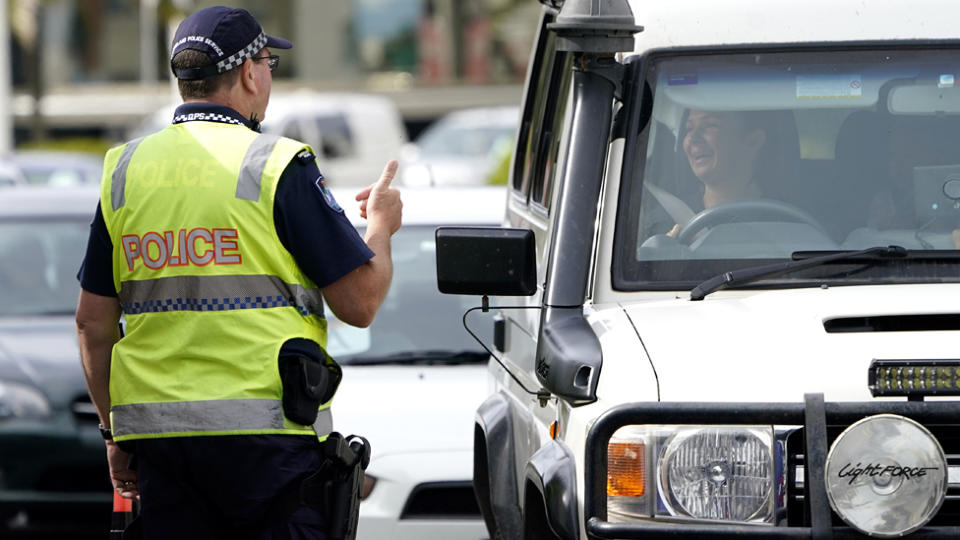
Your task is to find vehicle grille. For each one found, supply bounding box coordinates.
[400,481,481,519]
[785,424,960,527]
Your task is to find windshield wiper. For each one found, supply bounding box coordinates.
[690,245,911,301]
[342,350,490,366]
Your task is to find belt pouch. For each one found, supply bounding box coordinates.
[279,353,329,425]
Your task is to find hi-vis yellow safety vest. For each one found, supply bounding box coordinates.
[99,120,330,442]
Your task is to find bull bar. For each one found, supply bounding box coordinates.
[584,394,960,539]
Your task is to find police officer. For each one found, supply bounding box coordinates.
[75,6,401,539]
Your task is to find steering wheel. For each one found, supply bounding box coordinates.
[676,198,828,244]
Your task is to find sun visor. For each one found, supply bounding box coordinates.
[658,69,881,111]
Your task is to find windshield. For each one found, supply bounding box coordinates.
[326,225,489,364]
[615,48,960,290]
[416,123,515,160]
[0,219,90,316]
[19,163,101,187]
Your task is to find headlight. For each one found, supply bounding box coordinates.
[607,426,776,525]
[0,379,52,419]
[660,427,773,522]
[361,473,377,500]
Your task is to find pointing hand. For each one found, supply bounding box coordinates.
[356,160,402,234]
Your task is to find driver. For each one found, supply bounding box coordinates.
[665,109,772,237]
[684,110,768,207]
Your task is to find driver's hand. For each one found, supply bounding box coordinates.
[666,224,681,238]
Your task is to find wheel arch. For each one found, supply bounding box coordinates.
[474,391,523,539]
[523,438,580,540]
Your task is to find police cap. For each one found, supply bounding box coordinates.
[170,6,292,80]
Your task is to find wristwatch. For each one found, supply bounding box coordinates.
[98,423,113,441]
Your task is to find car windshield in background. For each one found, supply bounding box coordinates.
[615,47,960,290]
[267,112,355,160]
[416,124,514,160]
[326,225,487,365]
[0,219,89,316]
[11,152,103,186]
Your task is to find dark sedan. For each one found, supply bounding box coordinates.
[0,186,110,537]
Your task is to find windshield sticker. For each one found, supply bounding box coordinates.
[797,74,862,99]
[939,74,955,89]
[667,74,698,86]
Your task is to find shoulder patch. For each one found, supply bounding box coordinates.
[314,174,343,213]
[296,150,316,164]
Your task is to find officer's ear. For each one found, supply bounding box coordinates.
[239,57,259,95]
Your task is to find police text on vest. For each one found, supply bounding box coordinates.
[121,228,242,271]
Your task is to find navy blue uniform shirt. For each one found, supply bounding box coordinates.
[78,103,374,298]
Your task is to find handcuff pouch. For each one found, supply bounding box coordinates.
[278,341,341,426]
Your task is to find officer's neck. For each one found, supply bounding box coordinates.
[184,86,259,126]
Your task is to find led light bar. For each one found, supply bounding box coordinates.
[869,359,960,397]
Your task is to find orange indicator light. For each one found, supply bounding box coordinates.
[607,441,645,497]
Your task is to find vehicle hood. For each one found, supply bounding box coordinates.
[333,364,488,457]
[0,317,87,407]
[621,284,960,403]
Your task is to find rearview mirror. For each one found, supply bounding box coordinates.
[435,227,537,296]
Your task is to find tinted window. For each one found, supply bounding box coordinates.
[0,219,90,316]
[512,11,573,210]
[278,114,354,160]
[312,114,354,160]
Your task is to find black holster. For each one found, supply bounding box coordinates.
[301,432,372,540]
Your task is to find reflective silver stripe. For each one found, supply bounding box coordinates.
[118,274,325,317]
[111,399,333,438]
[313,406,333,437]
[236,133,281,201]
[111,137,144,211]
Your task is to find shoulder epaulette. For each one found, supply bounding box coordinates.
[296,150,316,164]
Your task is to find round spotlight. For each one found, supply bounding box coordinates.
[825,414,947,537]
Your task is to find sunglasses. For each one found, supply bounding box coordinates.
[252,54,279,72]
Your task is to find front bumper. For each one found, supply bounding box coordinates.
[357,449,485,540]
[585,395,960,539]
[0,418,111,536]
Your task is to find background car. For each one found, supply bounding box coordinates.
[128,90,408,187]
[7,151,103,187]
[0,160,25,186]
[0,151,103,189]
[399,105,519,187]
[328,185,506,540]
[0,181,504,539]
[0,186,110,538]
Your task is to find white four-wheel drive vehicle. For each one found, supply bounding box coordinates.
[436,0,960,538]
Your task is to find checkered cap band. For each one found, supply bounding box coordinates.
[216,32,267,74]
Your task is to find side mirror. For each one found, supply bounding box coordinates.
[435,227,537,296]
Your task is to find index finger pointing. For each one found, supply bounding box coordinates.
[374,160,399,191]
